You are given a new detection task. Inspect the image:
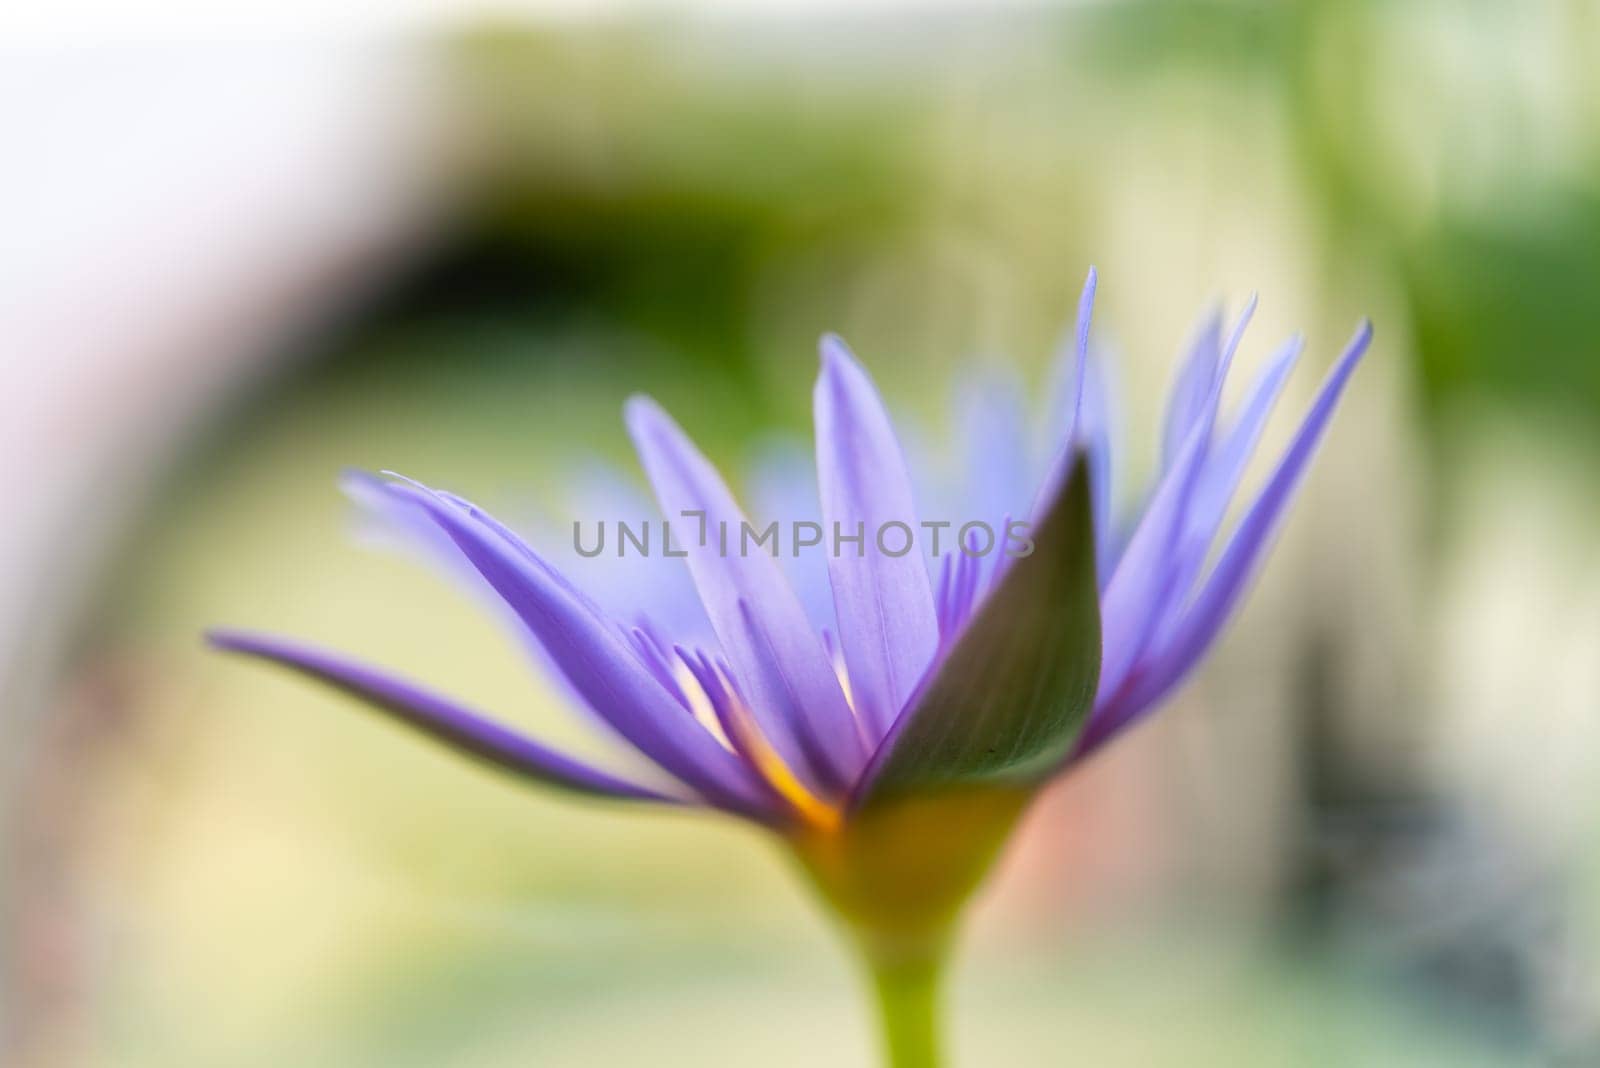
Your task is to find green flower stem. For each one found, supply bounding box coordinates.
[789,788,1033,1068]
[865,939,948,1068]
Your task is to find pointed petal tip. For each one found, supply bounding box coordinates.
[204,627,687,805]
[1078,267,1098,310]
[1234,292,1260,329]
[337,466,381,489]
[205,627,297,657]
[1330,319,1374,378]
[205,628,309,664]
[622,392,666,427]
[818,332,857,372]
[341,467,413,507]
[816,334,877,407]
[203,627,241,650]
[623,394,686,452]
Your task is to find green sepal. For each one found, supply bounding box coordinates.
[857,450,1102,806]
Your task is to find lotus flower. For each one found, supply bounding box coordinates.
[209,269,1371,1067]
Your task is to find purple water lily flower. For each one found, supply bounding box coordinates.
[209,268,1370,1067]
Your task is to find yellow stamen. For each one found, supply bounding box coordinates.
[676,660,842,833]
[725,699,842,834]
[694,661,844,831]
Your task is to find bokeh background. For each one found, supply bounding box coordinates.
[5,2,1600,1065]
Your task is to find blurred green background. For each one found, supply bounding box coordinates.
[7,2,1600,1065]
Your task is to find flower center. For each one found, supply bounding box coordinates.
[674,656,842,832]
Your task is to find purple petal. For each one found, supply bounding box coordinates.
[1079,354,1117,579]
[1149,333,1306,652]
[1085,320,1373,752]
[557,462,714,645]
[1156,293,1254,476]
[1161,310,1222,473]
[1187,332,1304,547]
[1034,268,1101,523]
[386,479,780,819]
[1096,297,1259,699]
[1065,267,1099,437]
[1048,342,1118,582]
[625,396,865,795]
[933,552,956,636]
[1216,293,1258,381]
[747,440,837,637]
[814,336,940,740]
[734,597,873,763]
[345,468,471,581]
[674,646,794,815]
[957,368,1034,549]
[206,629,680,803]
[1095,390,1217,703]
[346,469,616,736]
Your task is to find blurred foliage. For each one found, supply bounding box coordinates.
[1404,200,1600,418]
[303,1,1600,455]
[1087,0,1600,433]
[356,26,929,395]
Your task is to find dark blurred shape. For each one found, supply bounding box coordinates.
[1290,627,1600,1062]
[309,25,927,398]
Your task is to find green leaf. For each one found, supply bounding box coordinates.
[857,451,1102,807]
